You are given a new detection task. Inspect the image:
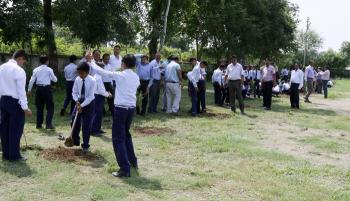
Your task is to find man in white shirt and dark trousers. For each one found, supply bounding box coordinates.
[188,60,208,116]
[102,53,117,116]
[90,54,140,178]
[290,64,304,109]
[212,64,224,106]
[136,55,152,116]
[61,55,78,116]
[197,62,208,113]
[71,62,96,152]
[165,56,183,115]
[321,67,330,99]
[0,50,32,161]
[225,56,245,114]
[28,55,58,129]
[148,52,162,113]
[261,59,276,110]
[250,65,262,98]
[304,62,315,103]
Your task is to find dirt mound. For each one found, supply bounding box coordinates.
[40,146,101,162]
[134,127,176,135]
[202,112,231,119]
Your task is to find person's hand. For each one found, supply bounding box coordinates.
[27,91,32,97]
[107,92,113,98]
[77,105,83,113]
[24,109,32,117]
[195,86,199,92]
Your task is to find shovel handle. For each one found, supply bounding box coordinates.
[69,107,79,137]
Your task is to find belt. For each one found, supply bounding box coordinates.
[115,105,135,110]
[166,81,178,83]
[36,84,50,87]
[229,79,241,82]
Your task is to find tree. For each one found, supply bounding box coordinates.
[53,0,138,48]
[43,0,58,71]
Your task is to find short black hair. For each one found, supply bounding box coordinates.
[231,55,237,60]
[77,62,90,73]
[69,55,77,63]
[122,54,136,69]
[93,49,101,55]
[114,45,121,49]
[12,50,27,60]
[141,54,149,59]
[170,56,179,61]
[39,55,49,64]
[167,55,173,60]
[102,53,110,59]
[189,58,197,63]
[200,61,208,66]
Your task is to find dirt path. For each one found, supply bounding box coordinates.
[310,96,350,116]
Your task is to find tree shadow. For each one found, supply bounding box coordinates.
[269,103,337,116]
[0,160,36,177]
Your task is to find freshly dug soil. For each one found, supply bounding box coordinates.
[40,146,100,162]
[134,127,176,136]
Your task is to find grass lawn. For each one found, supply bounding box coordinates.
[0,80,350,201]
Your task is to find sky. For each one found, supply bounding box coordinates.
[290,0,350,51]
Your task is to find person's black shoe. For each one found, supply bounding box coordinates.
[201,109,207,113]
[112,171,130,178]
[98,130,106,134]
[264,107,271,110]
[60,109,65,116]
[91,132,102,137]
[131,162,139,169]
[82,147,89,153]
[46,125,55,130]
[231,107,236,113]
[36,126,43,129]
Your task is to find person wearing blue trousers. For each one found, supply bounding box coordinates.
[0,50,33,161]
[71,62,96,152]
[90,74,112,136]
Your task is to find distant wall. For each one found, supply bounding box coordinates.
[0,52,74,72]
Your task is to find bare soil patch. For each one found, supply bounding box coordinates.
[202,112,231,119]
[39,146,101,163]
[134,126,176,136]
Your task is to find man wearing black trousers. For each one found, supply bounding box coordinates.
[28,55,58,129]
[0,50,33,161]
[261,59,276,110]
[148,52,162,113]
[289,64,304,109]
[212,64,225,106]
[136,55,152,116]
[61,55,78,116]
[197,62,208,113]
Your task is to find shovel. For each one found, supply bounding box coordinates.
[64,110,79,147]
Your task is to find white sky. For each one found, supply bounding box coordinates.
[290,0,350,51]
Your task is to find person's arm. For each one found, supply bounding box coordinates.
[27,70,37,92]
[16,70,32,116]
[97,77,111,98]
[90,64,116,79]
[81,80,96,108]
[72,80,79,103]
[50,69,58,83]
[299,71,304,90]
[176,65,183,86]
[190,68,200,88]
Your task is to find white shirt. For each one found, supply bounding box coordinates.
[28,65,58,91]
[102,63,115,83]
[305,65,315,79]
[321,70,330,80]
[281,68,289,76]
[72,75,96,107]
[188,65,203,88]
[0,59,28,110]
[64,63,78,81]
[90,66,140,107]
[212,68,223,84]
[243,70,249,79]
[249,69,262,80]
[94,74,109,97]
[290,69,304,89]
[225,63,244,81]
[109,55,122,71]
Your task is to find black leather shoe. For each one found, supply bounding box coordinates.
[131,162,139,169]
[46,125,55,130]
[60,109,65,116]
[112,171,130,178]
[36,126,43,129]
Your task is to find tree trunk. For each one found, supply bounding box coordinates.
[159,0,171,51]
[43,0,58,72]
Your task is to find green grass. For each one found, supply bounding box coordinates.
[1,80,350,201]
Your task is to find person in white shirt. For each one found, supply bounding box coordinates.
[224,55,245,114]
[164,56,183,114]
[90,73,112,136]
[188,59,208,116]
[148,52,162,113]
[321,67,331,99]
[212,64,225,106]
[28,55,58,130]
[261,59,276,110]
[290,63,304,109]
[109,45,122,71]
[0,50,32,161]
[61,55,78,116]
[101,53,116,116]
[281,67,289,81]
[250,66,262,98]
[304,61,315,103]
[88,54,140,178]
[71,62,97,152]
[315,67,323,94]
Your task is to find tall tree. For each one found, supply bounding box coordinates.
[43,0,58,71]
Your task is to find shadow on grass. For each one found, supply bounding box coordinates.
[269,104,337,116]
[124,175,163,191]
[0,160,36,177]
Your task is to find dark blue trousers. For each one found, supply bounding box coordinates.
[0,96,25,160]
[112,106,137,174]
[71,101,94,149]
[90,95,105,133]
[104,82,115,116]
[189,82,198,115]
[63,81,75,114]
[36,86,54,127]
[148,80,160,113]
[197,80,206,112]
